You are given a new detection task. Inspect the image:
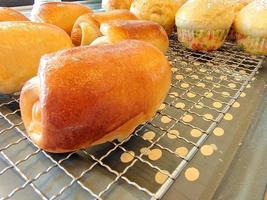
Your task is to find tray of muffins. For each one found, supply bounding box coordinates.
[0,0,266,200]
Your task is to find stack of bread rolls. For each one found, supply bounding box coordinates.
[0,2,171,153]
[71,9,137,46]
[1,0,264,153]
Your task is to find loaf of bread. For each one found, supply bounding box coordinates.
[71,10,137,46]
[130,0,185,35]
[91,20,169,53]
[102,0,133,11]
[31,2,92,34]
[0,7,29,21]
[20,40,171,153]
[0,21,73,94]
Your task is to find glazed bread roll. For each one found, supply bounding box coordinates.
[102,0,134,11]
[31,2,92,34]
[0,7,29,21]
[91,20,169,53]
[130,0,185,35]
[71,10,137,46]
[71,14,101,46]
[0,21,72,94]
[20,40,171,153]
[175,0,235,51]
[234,1,267,55]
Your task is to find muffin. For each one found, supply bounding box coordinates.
[130,0,186,35]
[102,0,134,11]
[234,1,267,55]
[227,0,254,40]
[175,0,235,51]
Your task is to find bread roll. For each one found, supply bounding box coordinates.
[71,14,101,46]
[0,7,29,21]
[91,20,169,52]
[20,40,171,153]
[234,1,267,55]
[102,0,134,11]
[0,21,73,94]
[71,10,137,46]
[31,2,92,34]
[130,0,185,35]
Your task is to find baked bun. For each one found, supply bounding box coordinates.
[71,14,101,46]
[0,21,72,94]
[130,0,185,35]
[102,0,133,11]
[91,20,169,53]
[234,1,267,55]
[20,40,171,153]
[175,0,235,51]
[31,2,92,34]
[71,10,137,46]
[0,7,29,21]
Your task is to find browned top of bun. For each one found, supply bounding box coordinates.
[100,20,169,52]
[0,7,29,21]
[91,9,137,24]
[31,2,92,34]
[21,40,170,152]
[102,0,134,10]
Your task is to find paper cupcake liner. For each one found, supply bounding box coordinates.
[177,28,229,52]
[235,33,267,55]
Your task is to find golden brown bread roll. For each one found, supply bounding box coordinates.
[0,7,29,21]
[130,0,186,35]
[71,10,137,46]
[0,21,73,94]
[91,20,169,52]
[71,14,101,46]
[31,2,92,34]
[102,0,134,11]
[20,40,171,153]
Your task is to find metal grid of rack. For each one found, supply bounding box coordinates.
[0,35,264,200]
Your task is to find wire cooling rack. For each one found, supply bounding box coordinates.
[0,35,264,200]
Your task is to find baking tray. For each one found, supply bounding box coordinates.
[0,34,265,200]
